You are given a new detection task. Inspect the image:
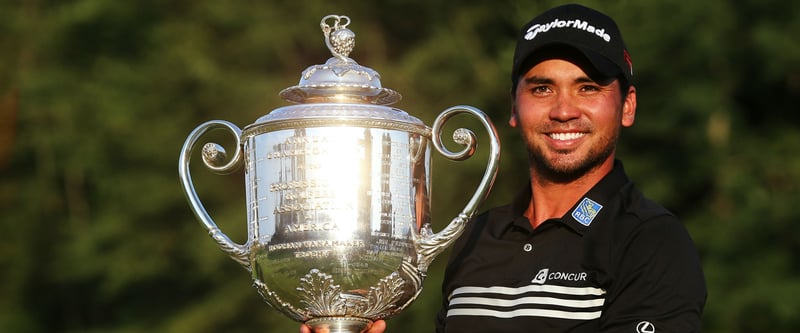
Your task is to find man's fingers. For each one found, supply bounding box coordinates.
[366,320,387,333]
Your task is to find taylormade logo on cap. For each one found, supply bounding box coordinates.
[525,18,612,43]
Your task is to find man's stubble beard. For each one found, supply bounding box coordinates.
[525,127,620,184]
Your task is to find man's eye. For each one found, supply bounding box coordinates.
[581,85,601,92]
[531,86,550,94]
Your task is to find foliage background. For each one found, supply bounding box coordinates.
[1,0,799,332]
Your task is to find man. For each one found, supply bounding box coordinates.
[304,4,706,332]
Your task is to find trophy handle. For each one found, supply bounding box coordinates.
[415,105,500,272]
[178,120,251,272]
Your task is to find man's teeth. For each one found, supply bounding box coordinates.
[549,132,585,141]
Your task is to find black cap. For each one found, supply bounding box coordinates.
[511,4,633,89]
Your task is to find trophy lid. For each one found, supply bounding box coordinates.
[244,15,427,138]
[279,15,401,105]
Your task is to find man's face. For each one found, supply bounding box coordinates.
[510,58,636,182]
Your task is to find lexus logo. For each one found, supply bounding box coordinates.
[636,321,655,333]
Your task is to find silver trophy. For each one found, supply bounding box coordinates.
[178,15,500,333]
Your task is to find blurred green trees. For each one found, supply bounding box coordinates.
[0,0,798,332]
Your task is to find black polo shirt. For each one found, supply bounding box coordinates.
[435,161,706,333]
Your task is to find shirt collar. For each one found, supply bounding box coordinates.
[497,160,631,236]
[560,159,630,234]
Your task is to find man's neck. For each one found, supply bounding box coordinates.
[524,158,615,228]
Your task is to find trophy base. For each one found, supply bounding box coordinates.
[306,317,373,333]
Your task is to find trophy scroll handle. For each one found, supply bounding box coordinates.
[415,105,500,272]
[178,120,251,272]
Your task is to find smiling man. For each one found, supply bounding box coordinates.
[434,4,707,333]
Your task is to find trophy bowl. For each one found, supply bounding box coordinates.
[178,15,500,333]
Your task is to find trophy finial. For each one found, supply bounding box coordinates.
[321,15,355,60]
[279,14,400,105]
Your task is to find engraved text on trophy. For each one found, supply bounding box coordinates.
[245,126,428,306]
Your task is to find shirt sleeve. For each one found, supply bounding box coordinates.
[589,214,707,333]
[432,210,492,333]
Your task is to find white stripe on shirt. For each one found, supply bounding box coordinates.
[447,284,606,321]
[451,284,606,298]
[447,307,602,320]
[450,296,605,309]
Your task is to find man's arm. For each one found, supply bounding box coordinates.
[590,215,707,332]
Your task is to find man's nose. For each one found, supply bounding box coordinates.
[549,93,581,121]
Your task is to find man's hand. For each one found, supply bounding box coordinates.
[300,320,386,333]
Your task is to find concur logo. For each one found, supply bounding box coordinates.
[531,268,588,284]
[532,268,549,284]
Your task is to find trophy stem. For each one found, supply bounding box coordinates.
[306,317,373,333]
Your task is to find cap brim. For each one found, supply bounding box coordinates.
[515,43,622,85]
[573,45,622,83]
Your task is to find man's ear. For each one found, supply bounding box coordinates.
[509,97,519,128]
[621,85,636,127]
[509,104,519,128]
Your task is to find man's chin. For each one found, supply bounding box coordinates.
[531,152,610,184]
[532,160,583,183]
